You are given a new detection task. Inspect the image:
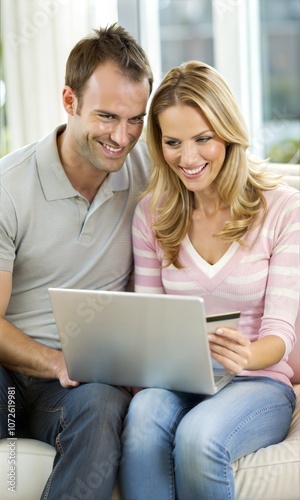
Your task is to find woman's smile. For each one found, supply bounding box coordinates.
[179,162,208,177]
[159,104,226,195]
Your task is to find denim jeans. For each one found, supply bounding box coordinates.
[0,366,131,500]
[120,376,296,500]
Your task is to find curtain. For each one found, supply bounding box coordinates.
[1,0,93,151]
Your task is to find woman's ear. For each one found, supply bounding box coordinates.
[61,86,77,116]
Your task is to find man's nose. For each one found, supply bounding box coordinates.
[110,121,130,147]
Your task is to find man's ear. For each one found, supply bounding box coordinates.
[62,86,77,115]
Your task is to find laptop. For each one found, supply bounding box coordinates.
[48,288,240,395]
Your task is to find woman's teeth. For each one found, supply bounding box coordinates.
[182,164,206,175]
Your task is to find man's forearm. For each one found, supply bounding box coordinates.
[0,318,62,379]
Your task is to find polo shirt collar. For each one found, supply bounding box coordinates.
[36,125,130,201]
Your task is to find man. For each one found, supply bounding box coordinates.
[0,24,153,499]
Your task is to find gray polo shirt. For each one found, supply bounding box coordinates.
[0,125,151,349]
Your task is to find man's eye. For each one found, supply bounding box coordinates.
[99,114,115,121]
[129,117,144,124]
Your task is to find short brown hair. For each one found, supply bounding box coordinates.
[65,23,153,107]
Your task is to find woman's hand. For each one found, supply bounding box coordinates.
[208,328,252,374]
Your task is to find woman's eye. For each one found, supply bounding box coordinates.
[164,140,179,147]
[197,136,212,143]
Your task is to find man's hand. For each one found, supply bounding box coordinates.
[52,350,80,388]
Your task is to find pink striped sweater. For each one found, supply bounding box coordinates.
[133,185,300,387]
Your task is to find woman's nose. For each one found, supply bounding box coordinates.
[180,143,199,166]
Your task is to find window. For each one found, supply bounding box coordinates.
[0,39,8,157]
[159,0,214,72]
[260,0,300,163]
[1,0,299,163]
[131,0,300,163]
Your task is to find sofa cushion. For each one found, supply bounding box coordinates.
[233,383,300,500]
[267,163,299,191]
[0,439,55,499]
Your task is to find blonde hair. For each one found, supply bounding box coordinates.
[144,61,281,268]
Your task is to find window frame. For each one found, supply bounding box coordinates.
[118,0,264,156]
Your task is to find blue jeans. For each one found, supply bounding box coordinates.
[0,366,131,500]
[120,376,296,500]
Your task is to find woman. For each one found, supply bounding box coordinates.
[120,61,299,499]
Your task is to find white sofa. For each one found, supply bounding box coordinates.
[1,164,299,500]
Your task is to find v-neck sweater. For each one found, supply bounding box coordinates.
[132,185,300,387]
